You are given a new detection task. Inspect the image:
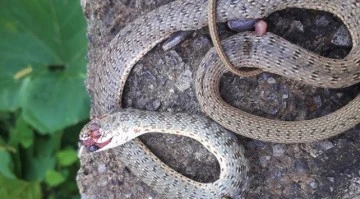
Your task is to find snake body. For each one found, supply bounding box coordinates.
[208,0,263,77]
[89,0,360,117]
[80,109,248,198]
[196,33,360,143]
[82,0,360,197]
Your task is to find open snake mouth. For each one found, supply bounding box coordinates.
[80,121,112,152]
[81,137,112,152]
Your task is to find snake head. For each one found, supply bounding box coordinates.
[79,119,113,153]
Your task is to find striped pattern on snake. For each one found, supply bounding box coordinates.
[88,0,360,117]
[79,109,248,198]
[81,0,360,197]
[196,33,360,143]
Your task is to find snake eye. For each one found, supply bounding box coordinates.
[88,145,99,152]
[89,122,100,131]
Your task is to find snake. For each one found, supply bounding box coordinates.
[208,0,264,77]
[79,109,248,198]
[80,0,360,197]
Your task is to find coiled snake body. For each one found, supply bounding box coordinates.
[80,109,249,198]
[80,0,360,197]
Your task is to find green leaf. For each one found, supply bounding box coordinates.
[0,174,41,199]
[45,170,65,187]
[10,115,34,148]
[24,155,56,182]
[0,0,89,132]
[56,149,78,166]
[0,150,16,179]
[22,73,89,133]
[22,135,57,181]
[0,77,29,111]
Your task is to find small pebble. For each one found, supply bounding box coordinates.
[267,77,276,84]
[313,96,322,108]
[304,141,334,158]
[174,69,192,92]
[145,103,155,111]
[99,178,108,187]
[291,20,304,32]
[259,156,271,167]
[137,96,148,108]
[272,168,283,179]
[328,177,335,182]
[272,144,286,157]
[152,100,161,110]
[148,84,154,90]
[294,159,309,174]
[266,107,279,115]
[315,15,330,27]
[310,181,318,189]
[320,141,334,150]
[98,164,107,173]
[331,25,352,47]
[336,93,344,98]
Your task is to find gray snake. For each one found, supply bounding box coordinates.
[80,0,360,197]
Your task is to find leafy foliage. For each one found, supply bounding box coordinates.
[0,175,41,199]
[0,0,88,198]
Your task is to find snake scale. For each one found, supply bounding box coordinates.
[80,109,248,197]
[80,0,360,197]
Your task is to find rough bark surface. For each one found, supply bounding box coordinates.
[77,0,360,198]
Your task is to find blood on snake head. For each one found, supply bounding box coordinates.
[79,120,112,152]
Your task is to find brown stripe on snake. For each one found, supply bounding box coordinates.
[87,0,359,117]
[195,32,360,142]
[81,0,360,197]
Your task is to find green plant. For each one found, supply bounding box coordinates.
[0,0,88,198]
